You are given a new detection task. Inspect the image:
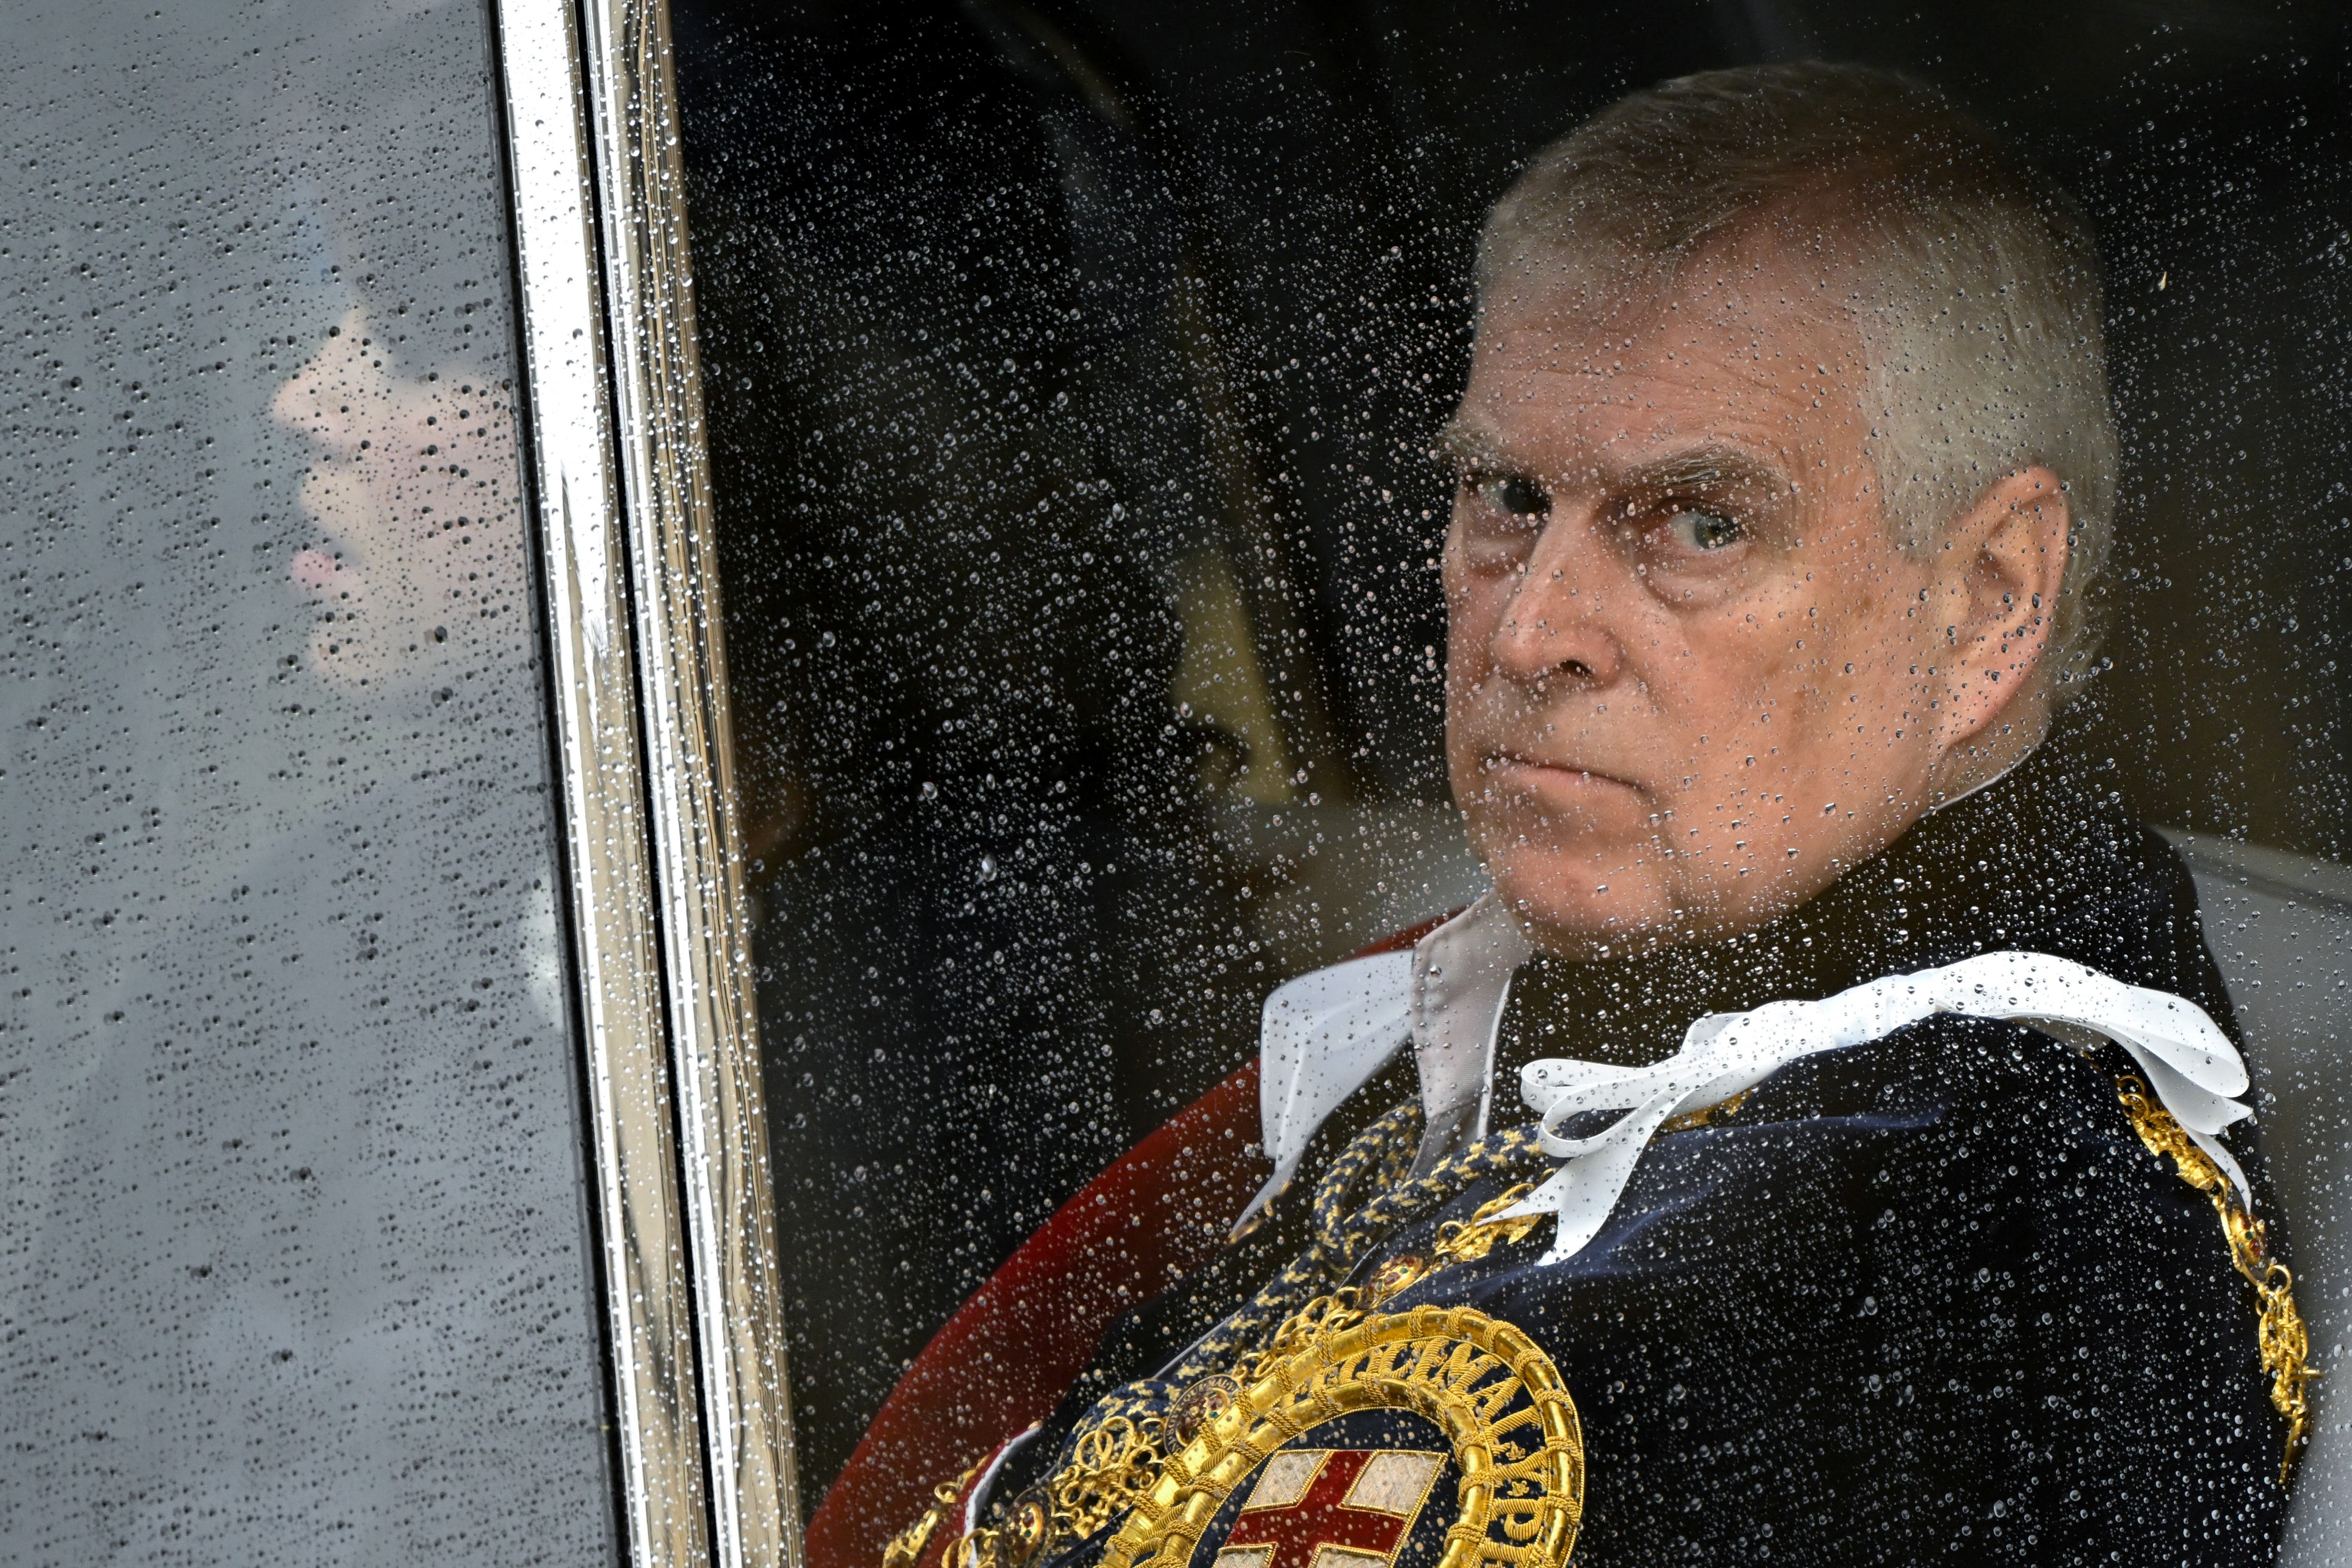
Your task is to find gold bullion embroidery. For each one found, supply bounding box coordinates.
[931,1411,1171,1568]
[1658,1087,1751,1134]
[1431,1185,1544,1267]
[2115,1073,2316,1483]
[1003,1487,1055,1568]
[1051,1414,1172,1547]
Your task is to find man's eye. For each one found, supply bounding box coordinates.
[1664,509,1743,551]
[1476,473,1549,519]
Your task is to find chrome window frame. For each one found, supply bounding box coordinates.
[493,3,799,1566]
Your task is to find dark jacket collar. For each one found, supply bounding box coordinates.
[1496,739,2237,1085]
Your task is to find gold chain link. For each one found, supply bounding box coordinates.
[1045,1414,1168,1544]
[1432,1182,1544,1265]
[2114,1075,2315,1483]
[881,1457,986,1568]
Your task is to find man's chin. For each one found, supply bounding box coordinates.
[1478,845,1684,958]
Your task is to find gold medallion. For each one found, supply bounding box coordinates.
[1099,1306,1581,1568]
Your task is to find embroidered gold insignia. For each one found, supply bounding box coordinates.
[1100,1305,1581,1568]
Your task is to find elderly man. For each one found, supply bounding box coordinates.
[814,62,2306,1568]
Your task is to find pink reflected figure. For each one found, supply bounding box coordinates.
[273,306,523,690]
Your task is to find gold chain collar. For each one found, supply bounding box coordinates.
[2113,1074,2315,1483]
[893,1071,2312,1568]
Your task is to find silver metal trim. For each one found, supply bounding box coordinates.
[493,2,714,1566]
[552,1,803,1564]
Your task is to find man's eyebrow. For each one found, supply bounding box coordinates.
[1620,445,1780,491]
[1434,416,1500,469]
[1431,426,1782,491]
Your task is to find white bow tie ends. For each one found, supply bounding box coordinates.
[1488,950,2253,1267]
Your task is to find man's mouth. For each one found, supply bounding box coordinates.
[1482,752,1647,808]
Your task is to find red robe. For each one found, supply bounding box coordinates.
[802,921,1443,1568]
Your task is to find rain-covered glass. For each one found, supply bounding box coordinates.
[670,4,2352,1562]
[2,4,613,1562]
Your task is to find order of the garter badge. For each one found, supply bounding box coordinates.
[1100,1304,1582,1568]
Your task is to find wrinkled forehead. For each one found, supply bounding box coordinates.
[1476,213,1872,367]
[1457,223,1875,470]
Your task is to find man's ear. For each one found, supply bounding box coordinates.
[1929,465,2071,755]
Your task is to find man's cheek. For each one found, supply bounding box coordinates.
[1442,629,1500,737]
[1441,571,1500,658]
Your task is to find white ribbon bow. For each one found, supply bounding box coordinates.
[1490,950,2253,1266]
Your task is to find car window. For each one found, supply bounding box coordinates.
[662,0,2352,1554]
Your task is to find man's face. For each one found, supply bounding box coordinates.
[1444,238,1967,954]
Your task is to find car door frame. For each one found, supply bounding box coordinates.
[492,3,798,1566]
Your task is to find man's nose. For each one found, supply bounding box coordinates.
[1490,514,1626,688]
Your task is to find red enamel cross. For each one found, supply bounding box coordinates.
[1222,1451,1426,1568]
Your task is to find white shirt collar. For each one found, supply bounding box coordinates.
[1238,892,1524,1231]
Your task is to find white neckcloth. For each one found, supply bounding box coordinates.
[1493,949,2254,1265]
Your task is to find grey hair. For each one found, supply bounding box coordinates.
[1476,62,2115,699]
